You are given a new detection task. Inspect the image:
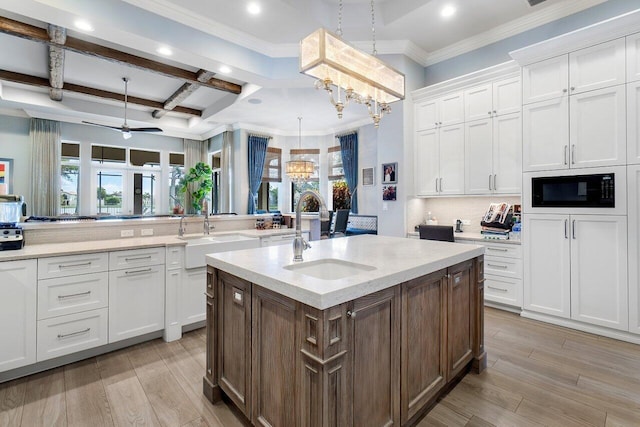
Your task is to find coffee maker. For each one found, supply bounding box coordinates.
[0,195,25,250]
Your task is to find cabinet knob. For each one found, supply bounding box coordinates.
[346,310,356,318]
[570,87,575,91]
[488,111,492,115]
[563,88,568,93]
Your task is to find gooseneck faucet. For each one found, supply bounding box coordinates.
[293,190,329,262]
[178,216,186,237]
[203,200,214,235]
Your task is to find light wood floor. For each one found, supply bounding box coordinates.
[1,308,639,426]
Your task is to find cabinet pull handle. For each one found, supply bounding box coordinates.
[487,247,508,252]
[564,219,568,239]
[571,145,576,164]
[489,175,492,190]
[439,177,443,192]
[435,178,438,193]
[572,219,576,239]
[564,145,568,165]
[346,310,356,318]
[487,263,508,269]
[493,110,497,115]
[487,286,508,292]
[58,328,90,339]
[125,255,152,262]
[125,268,153,275]
[58,290,91,299]
[59,262,91,269]
[493,174,497,190]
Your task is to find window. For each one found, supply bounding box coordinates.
[291,181,320,212]
[258,147,282,212]
[327,146,350,210]
[169,153,185,214]
[130,149,160,167]
[92,145,126,165]
[60,142,80,215]
[96,170,124,215]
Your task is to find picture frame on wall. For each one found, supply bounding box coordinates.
[382,162,397,184]
[0,158,13,195]
[362,167,375,186]
[382,185,397,201]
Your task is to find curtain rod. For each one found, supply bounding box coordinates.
[335,130,358,138]
[249,133,273,140]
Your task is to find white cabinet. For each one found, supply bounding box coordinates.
[523,214,628,331]
[109,248,165,343]
[627,165,640,334]
[523,97,569,172]
[37,272,108,320]
[569,85,626,169]
[522,55,569,104]
[0,260,37,373]
[415,92,464,131]
[37,308,108,361]
[183,267,206,325]
[415,124,464,196]
[165,245,184,342]
[627,81,640,164]
[465,112,521,194]
[569,39,626,95]
[627,32,640,83]
[464,77,520,122]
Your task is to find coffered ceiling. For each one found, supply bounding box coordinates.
[0,0,608,138]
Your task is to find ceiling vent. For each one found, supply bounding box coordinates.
[527,0,547,5]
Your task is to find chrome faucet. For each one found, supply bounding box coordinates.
[203,200,214,235]
[178,216,186,237]
[293,190,329,262]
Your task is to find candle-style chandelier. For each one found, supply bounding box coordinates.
[286,117,315,183]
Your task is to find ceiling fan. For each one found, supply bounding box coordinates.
[82,77,163,139]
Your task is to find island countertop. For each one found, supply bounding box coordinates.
[206,234,484,310]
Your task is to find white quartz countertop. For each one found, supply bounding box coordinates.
[206,234,485,310]
[407,231,521,245]
[0,228,305,261]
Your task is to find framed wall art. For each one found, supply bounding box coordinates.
[362,167,375,186]
[0,158,13,195]
[382,162,397,184]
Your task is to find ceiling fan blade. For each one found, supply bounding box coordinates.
[129,127,163,133]
[82,121,125,131]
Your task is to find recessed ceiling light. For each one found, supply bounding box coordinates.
[440,4,456,18]
[247,2,261,15]
[219,65,232,74]
[156,46,173,56]
[74,19,94,32]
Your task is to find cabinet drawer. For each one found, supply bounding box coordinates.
[485,256,522,279]
[37,308,108,361]
[484,243,521,259]
[38,252,108,280]
[109,247,165,270]
[37,272,108,320]
[166,245,184,270]
[485,276,522,307]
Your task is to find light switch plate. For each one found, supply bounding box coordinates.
[141,229,154,236]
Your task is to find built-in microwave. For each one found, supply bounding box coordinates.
[523,166,626,215]
[532,173,615,208]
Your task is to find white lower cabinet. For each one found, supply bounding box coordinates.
[524,214,628,330]
[37,308,108,361]
[183,267,206,325]
[0,260,37,373]
[109,263,165,343]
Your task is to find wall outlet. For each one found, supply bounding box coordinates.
[462,219,471,225]
[141,228,154,236]
[120,229,134,237]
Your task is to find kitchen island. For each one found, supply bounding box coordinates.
[204,234,486,427]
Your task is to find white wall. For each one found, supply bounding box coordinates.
[0,114,30,199]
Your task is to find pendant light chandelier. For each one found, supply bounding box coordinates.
[299,0,405,128]
[286,117,315,183]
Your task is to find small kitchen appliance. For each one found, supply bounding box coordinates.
[455,219,463,233]
[0,195,25,251]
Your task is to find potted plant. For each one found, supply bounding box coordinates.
[179,162,213,214]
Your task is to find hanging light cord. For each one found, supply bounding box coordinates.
[298,117,302,148]
[371,0,377,56]
[336,0,343,37]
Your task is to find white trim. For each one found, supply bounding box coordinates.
[511,8,640,66]
[229,116,374,138]
[521,310,640,345]
[412,61,520,101]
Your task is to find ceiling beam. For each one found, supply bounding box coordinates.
[152,69,216,119]
[0,16,242,95]
[47,24,66,101]
[0,69,202,116]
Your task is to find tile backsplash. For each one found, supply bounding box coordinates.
[408,196,521,234]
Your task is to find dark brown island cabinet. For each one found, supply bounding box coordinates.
[204,256,486,426]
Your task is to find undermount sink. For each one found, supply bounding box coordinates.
[181,234,260,269]
[283,259,376,280]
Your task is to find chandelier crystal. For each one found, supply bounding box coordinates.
[286,117,315,183]
[299,0,405,128]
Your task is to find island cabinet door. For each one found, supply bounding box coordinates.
[348,286,401,427]
[216,270,252,417]
[400,269,448,424]
[251,285,297,427]
[447,260,474,380]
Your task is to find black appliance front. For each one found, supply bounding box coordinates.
[532,173,615,208]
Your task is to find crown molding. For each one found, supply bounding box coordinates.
[423,0,608,67]
[510,7,640,66]
[412,61,520,101]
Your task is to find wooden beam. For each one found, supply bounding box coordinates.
[152,69,216,118]
[0,16,242,95]
[47,24,66,101]
[0,69,202,116]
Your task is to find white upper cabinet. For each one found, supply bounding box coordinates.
[569,38,626,95]
[627,32,640,82]
[415,125,464,197]
[415,92,464,131]
[522,55,569,104]
[465,77,521,122]
[569,85,626,168]
[464,119,493,194]
[627,81,640,164]
[415,129,440,196]
[523,97,569,172]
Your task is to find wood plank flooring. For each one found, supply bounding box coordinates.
[1,308,639,426]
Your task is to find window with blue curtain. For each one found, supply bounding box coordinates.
[338,132,358,214]
[247,134,270,214]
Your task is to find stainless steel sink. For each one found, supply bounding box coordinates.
[283,259,376,280]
